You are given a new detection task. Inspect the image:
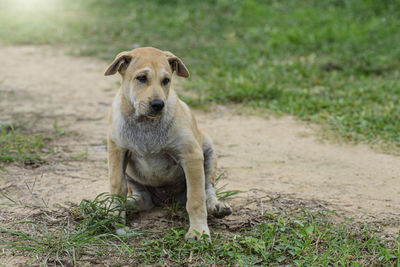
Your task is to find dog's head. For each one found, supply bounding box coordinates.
[105,47,189,119]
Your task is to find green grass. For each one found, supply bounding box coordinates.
[1,0,399,148]
[0,193,130,266]
[135,213,399,266]
[0,193,399,265]
[215,173,243,201]
[0,122,59,165]
[0,120,75,169]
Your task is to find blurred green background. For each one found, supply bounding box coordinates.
[0,0,399,147]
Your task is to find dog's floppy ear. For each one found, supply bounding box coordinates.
[104,52,132,76]
[164,51,189,78]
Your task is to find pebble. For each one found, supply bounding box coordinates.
[116,227,137,238]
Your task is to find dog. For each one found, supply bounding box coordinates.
[104,47,232,240]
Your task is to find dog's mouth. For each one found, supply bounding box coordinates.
[147,111,163,118]
[137,112,162,122]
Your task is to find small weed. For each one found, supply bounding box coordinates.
[0,120,72,168]
[79,192,129,225]
[215,173,243,201]
[53,122,73,137]
[72,150,88,160]
[0,122,51,164]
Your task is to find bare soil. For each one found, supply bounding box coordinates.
[0,45,399,264]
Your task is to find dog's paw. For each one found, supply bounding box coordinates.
[126,192,154,212]
[207,198,232,219]
[185,226,211,241]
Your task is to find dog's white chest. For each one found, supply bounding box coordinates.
[113,110,173,154]
[113,110,185,186]
[126,152,184,186]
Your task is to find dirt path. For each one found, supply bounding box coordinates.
[0,45,399,233]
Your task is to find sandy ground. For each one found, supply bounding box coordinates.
[0,45,399,238]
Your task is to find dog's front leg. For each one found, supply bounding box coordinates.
[181,151,210,240]
[108,134,128,219]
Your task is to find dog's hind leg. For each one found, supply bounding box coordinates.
[125,164,154,212]
[126,181,154,212]
[203,136,232,218]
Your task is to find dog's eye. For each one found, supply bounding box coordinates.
[136,75,147,83]
[162,78,170,86]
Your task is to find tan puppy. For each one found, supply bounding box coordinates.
[104,47,232,240]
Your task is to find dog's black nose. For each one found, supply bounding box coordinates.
[150,99,165,112]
